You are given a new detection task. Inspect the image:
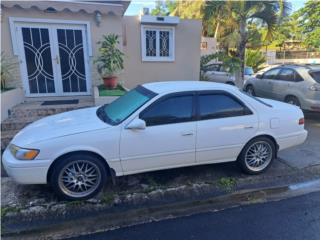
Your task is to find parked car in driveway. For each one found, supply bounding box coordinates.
[202,63,254,85]
[2,81,307,200]
[244,64,320,111]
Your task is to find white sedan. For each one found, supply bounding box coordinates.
[3,81,307,200]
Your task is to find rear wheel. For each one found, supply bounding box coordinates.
[238,137,276,174]
[285,96,300,107]
[245,85,256,96]
[50,154,107,200]
[226,81,235,86]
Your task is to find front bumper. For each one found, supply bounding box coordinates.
[2,148,50,184]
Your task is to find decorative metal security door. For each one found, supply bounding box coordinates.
[18,24,90,96]
[20,27,56,94]
[56,28,88,93]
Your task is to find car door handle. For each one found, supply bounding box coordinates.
[181,132,194,136]
[243,126,254,129]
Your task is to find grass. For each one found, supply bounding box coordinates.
[218,177,237,192]
[98,84,126,97]
[1,206,20,218]
[101,192,115,205]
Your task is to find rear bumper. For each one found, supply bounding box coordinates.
[2,148,50,184]
[277,130,308,151]
[301,98,320,112]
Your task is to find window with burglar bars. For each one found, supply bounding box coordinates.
[141,26,174,61]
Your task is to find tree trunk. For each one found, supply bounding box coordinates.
[235,18,247,89]
[214,21,220,39]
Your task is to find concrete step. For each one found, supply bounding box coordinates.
[1,116,42,131]
[1,99,94,150]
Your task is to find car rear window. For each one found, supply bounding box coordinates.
[309,71,320,83]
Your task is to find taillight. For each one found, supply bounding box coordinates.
[309,84,320,91]
[298,118,305,125]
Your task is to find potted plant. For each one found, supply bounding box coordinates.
[95,34,124,89]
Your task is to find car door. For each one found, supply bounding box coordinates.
[195,91,259,164]
[273,68,303,101]
[120,93,196,174]
[206,65,231,83]
[258,68,281,98]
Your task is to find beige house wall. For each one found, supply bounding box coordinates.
[1,5,123,92]
[1,4,202,95]
[122,16,202,89]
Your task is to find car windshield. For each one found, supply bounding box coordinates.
[97,86,156,125]
[309,70,320,83]
[244,67,254,75]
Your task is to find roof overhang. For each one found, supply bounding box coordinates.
[1,0,129,16]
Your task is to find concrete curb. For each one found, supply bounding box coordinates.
[2,174,320,240]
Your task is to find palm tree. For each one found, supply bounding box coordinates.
[204,0,291,87]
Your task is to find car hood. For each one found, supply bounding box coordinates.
[11,107,110,146]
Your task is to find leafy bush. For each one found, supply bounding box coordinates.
[245,50,266,72]
[94,34,124,77]
[1,52,16,91]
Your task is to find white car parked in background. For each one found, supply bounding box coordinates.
[3,81,307,200]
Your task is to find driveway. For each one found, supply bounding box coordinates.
[278,111,320,169]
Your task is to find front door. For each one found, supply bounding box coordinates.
[120,94,196,174]
[17,24,90,96]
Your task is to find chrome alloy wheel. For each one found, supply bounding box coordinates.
[58,160,101,198]
[244,141,273,172]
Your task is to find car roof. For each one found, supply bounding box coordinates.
[142,81,236,94]
[278,64,320,71]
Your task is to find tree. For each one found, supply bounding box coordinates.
[296,0,320,49]
[151,0,177,16]
[204,1,290,88]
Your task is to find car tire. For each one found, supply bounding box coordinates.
[285,96,301,107]
[226,81,235,86]
[245,85,256,96]
[50,154,107,201]
[238,137,276,175]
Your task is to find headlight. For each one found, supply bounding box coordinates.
[9,144,39,160]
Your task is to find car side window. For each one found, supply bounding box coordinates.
[278,69,295,81]
[263,68,280,79]
[294,71,304,82]
[140,95,194,126]
[198,93,252,120]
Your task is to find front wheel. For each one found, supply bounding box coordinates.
[245,85,256,96]
[50,154,107,200]
[238,137,276,174]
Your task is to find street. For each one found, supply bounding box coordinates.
[70,191,320,240]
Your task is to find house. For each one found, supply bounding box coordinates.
[1,0,201,101]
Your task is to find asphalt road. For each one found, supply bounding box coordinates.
[71,191,320,240]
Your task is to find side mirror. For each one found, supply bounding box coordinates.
[256,74,263,79]
[126,118,146,130]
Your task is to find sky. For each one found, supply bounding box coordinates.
[125,0,307,16]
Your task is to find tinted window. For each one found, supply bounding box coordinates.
[309,71,320,83]
[204,64,220,72]
[198,94,251,120]
[278,69,295,81]
[244,67,254,75]
[263,68,280,79]
[140,95,193,126]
